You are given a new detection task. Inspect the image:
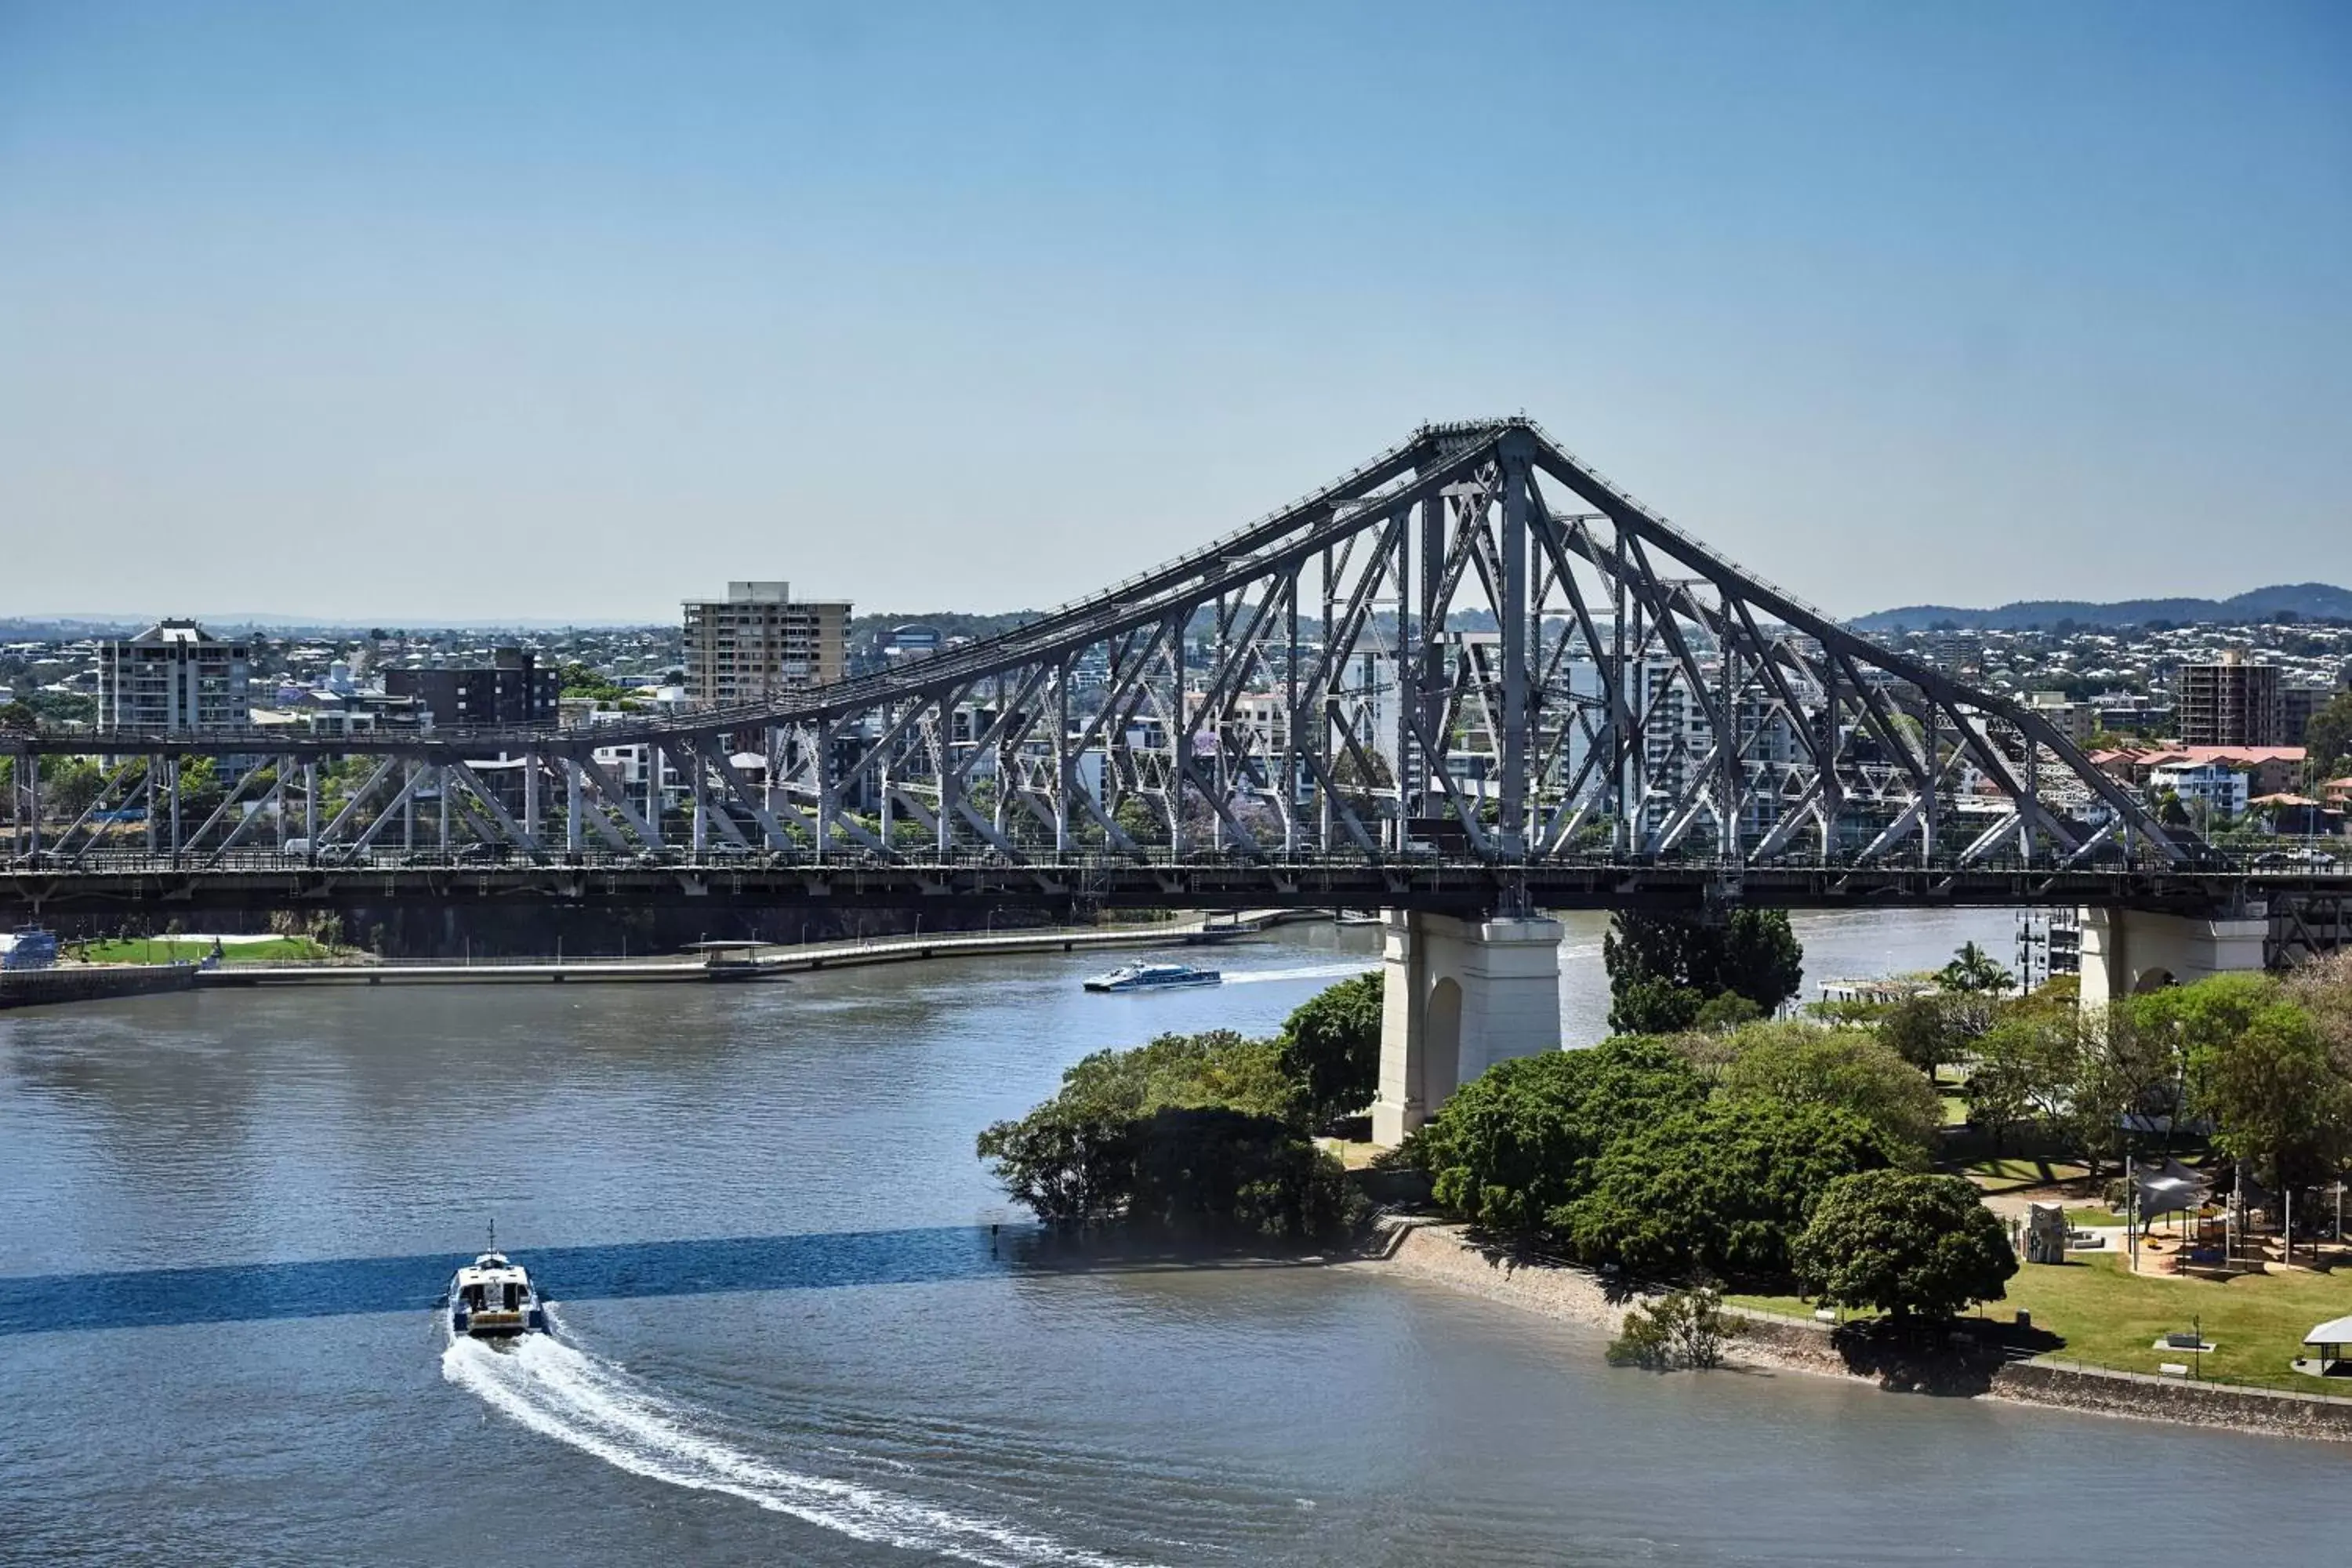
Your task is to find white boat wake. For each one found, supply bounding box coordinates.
[1219,963,1377,986]
[441,1327,1150,1567]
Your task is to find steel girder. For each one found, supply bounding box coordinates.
[9,419,2198,882]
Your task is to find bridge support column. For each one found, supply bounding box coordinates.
[2077,906,2268,1011]
[1370,909,1563,1145]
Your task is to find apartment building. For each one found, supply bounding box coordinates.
[2177,650,2282,746]
[683,583,851,706]
[384,648,559,728]
[96,620,252,730]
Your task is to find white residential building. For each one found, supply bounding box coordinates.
[96,621,252,730]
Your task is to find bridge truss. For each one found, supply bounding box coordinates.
[7,419,2210,907]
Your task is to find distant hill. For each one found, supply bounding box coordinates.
[1851,583,2352,633]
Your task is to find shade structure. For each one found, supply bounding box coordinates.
[2302,1315,2352,1348]
[2133,1158,2212,1221]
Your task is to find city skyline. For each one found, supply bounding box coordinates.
[3,2,2347,622]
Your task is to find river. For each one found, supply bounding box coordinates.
[2,909,2343,1566]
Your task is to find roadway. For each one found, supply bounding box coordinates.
[5,851,2347,920]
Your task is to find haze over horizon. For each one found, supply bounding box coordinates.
[3,2,2346,623]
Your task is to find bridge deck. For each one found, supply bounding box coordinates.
[5,858,2343,918]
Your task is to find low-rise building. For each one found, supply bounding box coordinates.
[2149,760,2250,818]
[385,649,558,729]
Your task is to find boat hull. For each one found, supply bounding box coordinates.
[1083,973,1221,992]
[451,1306,546,1338]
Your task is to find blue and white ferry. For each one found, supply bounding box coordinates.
[445,1249,549,1339]
[1082,960,1222,993]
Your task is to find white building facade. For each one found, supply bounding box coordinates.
[96,621,252,730]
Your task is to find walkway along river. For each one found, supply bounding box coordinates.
[3,909,2346,1566]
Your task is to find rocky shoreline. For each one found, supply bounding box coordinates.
[1357,1218,2352,1443]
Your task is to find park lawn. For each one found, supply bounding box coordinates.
[2066,1207,2124,1228]
[78,936,334,964]
[1939,1092,1969,1127]
[1733,1254,2352,1388]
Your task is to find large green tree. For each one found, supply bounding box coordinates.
[2190,997,2352,1188]
[1416,1036,1707,1232]
[975,1029,1345,1239]
[1276,971,1383,1128]
[1712,1021,1943,1167]
[1791,1171,2017,1320]
[1603,910,1804,1034]
[2303,689,2352,782]
[1556,1096,1896,1279]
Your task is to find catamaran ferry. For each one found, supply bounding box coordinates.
[1081,961,1221,993]
[446,1249,548,1338]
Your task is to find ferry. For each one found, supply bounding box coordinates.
[446,1247,549,1339]
[1082,960,1222,993]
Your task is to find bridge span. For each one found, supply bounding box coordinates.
[10,417,2348,1123]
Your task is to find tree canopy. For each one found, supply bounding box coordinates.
[1603,911,1804,1034]
[1411,1033,1897,1281]
[1792,1171,2016,1319]
[1709,1021,1943,1167]
[975,978,1385,1240]
[1276,971,1383,1127]
[2303,688,2352,781]
[1935,942,2013,995]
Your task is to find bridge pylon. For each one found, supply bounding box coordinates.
[2077,906,2268,1011]
[1370,909,1563,1145]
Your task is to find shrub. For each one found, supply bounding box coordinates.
[1606,1284,1738,1370]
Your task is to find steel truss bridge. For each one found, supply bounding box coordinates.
[7,418,2347,923]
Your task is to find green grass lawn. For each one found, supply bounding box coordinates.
[78,936,336,964]
[2066,1206,2124,1228]
[1733,1254,2352,1388]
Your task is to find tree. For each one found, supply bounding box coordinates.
[1557,1095,1896,1279]
[1879,993,1971,1083]
[1936,942,2013,995]
[2303,689,2352,782]
[1791,1171,2017,1321]
[975,1029,1347,1239]
[2190,998,2352,1189]
[1606,1283,1738,1370]
[1712,1021,1944,1167]
[1276,971,1383,1128]
[1416,1036,1707,1233]
[1603,910,1804,1034]
[39,757,106,819]
[1965,1010,2089,1162]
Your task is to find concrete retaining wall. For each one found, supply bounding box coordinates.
[1990,1359,2352,1441]
[0,964,198,1011]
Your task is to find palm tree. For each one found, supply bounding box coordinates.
[1936,941,2013,995]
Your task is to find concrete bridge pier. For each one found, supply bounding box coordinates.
[1370,910,1563,1145]
[2077,906,2268,1010]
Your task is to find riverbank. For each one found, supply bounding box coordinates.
[1363,1218,2352,1443]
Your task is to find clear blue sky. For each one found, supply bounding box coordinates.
[2,1,2345,622]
